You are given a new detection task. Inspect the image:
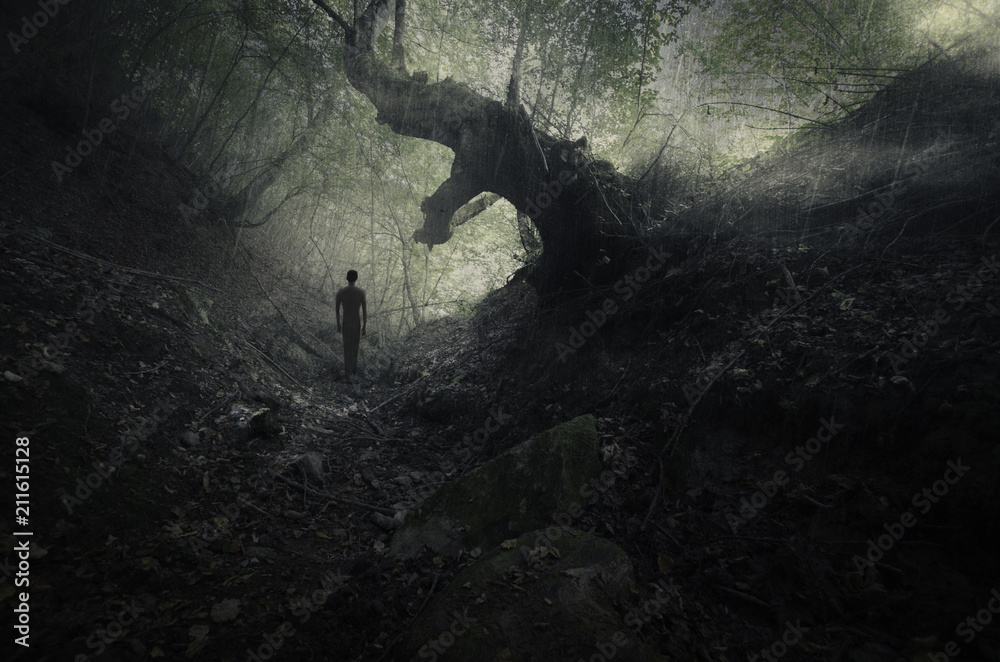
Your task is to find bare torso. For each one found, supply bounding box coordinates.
[336,285,367,329]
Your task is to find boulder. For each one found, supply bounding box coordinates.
[391,414,601,558]
[394,528,665,662]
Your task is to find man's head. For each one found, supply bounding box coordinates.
[347,270,358,283]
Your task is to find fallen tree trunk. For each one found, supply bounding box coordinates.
[312,0,644,291]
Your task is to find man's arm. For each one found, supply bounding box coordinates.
[361,291,367,336]
[335,291,342,332]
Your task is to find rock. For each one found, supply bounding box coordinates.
[284,510,305,520]
[244,546,275,560]
[248,388,281,410]
[210,598,241,623]
[392,475,413,487]
[249,408,280,438]
[395,528,665,662]
[371,512,396,530]
[418,386,476,424]
[391,414,601,558]
[292,451,325,484]
[4,371,23,382]
[181,430,199,447]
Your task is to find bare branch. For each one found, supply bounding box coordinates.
[312,0,354,39]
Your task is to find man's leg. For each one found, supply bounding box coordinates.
[343,324,360,382]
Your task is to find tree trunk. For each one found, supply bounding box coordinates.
[313,0,641,291]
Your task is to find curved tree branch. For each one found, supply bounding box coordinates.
[312,0,354,39]
[309,0,638,289]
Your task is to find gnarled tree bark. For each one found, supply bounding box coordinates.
[312,0,642,291]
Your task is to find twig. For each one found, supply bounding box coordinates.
[198,389,240,423]
[267,469,394,516]
[762,264,863,332]
[711,583,771,608]
[240,337,305,389]
[121,359,169,376]
[371,375,428,412]
[23,235,220,290]
[377,574,440,662]
[780,262,801,304]
[250,269,322,358]
[642,350,744,530]
[237,497,270,518]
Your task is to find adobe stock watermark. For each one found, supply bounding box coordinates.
[178,166,234,222]
[429,90,479,143]
[414,471,602,659]
[576,631,633,662]
[51,72,164,182]
[60,397,175,514]
[624,577,677,632]
[683,354,741,406]
[727,416,845,532]
[14,275,133,382]
[524,160,582,220]
[7,0,73,54]
[416,608,475,661]
[521,476,602,563]
[885,255,998,373]
[747,620,805,662]
[554,245,671,362]
[852,458,970,573]
[840,129,956,245]
[71,598,144,660]
[928,587,1000,661]
[451,405,510,464]
[244,569,350,661]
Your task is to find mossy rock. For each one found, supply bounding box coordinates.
[391,414,601,558]
[393,528,665,662]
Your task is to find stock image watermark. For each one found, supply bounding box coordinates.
[928,587,1000,661]
[885,255,998,373]
[520,477,601,559]
[852,458,970,573]
[244,568,349,661]
[726,416,845,531]
[14,275,133,381]
[7,0,73,54]
[524,162,581,220]
[429,95,476,143]
[414,475,601,660]
[840,128,956,245]
[416,608,474,660]
[51,72,164,182]
[12,447,32,648]
[59,397,174,514]
[12,433,32,647]
[73,598,144,660]
[178,166,234,222]
[578,630,632,662]
[451,405,510,464]
[554,245,671,362]
[747,620,805,662]
[624,577,676,632]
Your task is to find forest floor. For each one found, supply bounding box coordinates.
[3,60,1000,662]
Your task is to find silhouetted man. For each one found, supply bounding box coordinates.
[336,270,367,383]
